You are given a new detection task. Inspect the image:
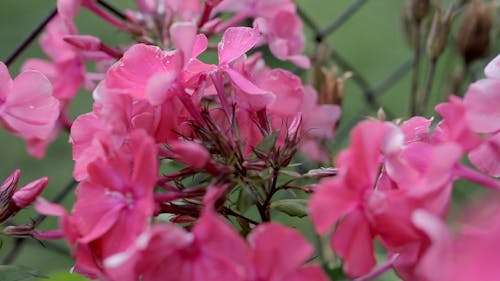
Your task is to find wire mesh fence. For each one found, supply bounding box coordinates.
[0,0,497,272]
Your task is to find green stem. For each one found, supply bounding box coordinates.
[410,22,422,116]
[418,58,437,115]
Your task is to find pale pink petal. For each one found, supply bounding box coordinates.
[464,78,500,133]
[1,70,60,140]
[35,197,68,217]
[485,54,500,79]
[106,44,179,100]
[287,54,311,68]
[170,22,197,64]
[218,27,259,65]
[146,72,176,106]
[192,34,208,58]
[258,69,303,117]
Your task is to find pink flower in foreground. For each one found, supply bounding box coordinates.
[0,62,60,142]
[414,194,500,281]
[39,130,158,278]
[103,187,327,281]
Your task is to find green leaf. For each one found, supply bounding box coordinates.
[0,265,46,281]
[270,199,308,218]
[255,131,280,153]
[44,272,91,281]
[236,187,255,213]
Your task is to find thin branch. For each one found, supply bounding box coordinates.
[418,58,437,115]
[410,22,422,115]
[3,8,57,66]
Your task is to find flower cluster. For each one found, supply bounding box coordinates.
[0,1,499,281]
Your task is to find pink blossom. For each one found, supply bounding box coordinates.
[43,130,158,277]
[0,62,60,142]
[23,16,85,102]
[106,44,182,102]
[255,11,309,68]
[463,78,500,134]
[248,222,328,281]
[104,187,327,281]
[414,195,500,281]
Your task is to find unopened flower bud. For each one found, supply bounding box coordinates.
[456,0,494,64]
[407,0,431,23]
[0,170,21,223]
[12,177,49,209]
[427,6,455,61]
[64,35,102,51]
[2,224,34,238]
[303,167,338,179]
[0,170,20,205]
[169,141,223,175]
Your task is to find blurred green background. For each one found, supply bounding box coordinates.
[0,0,497,280]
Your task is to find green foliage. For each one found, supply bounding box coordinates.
[0,265,46,281]
[44,273,91,281]
[271,199,308,218]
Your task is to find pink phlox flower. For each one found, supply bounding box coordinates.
[414,194,500,281]
[103,186,327,281]
[0,62,60,147]
[186,26,275,111]
[298,86,341,161]
[309,120,390,277]
[105,44,182,103]
[22,16,85,102]
[62,130,158,277]
[254,11,309,68]
[248,222,329,281]
[434,96,482,152]
[214,0,308,67]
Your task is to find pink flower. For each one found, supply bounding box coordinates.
[23,16,85,102]
[106,44,182,102]
[42,129,158,278]
[255,11,309,68]
[0,62,60,142]
[214,0,309,67]
[103,187,327,281]
[414,194,500,281]
[249,223,329,281]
